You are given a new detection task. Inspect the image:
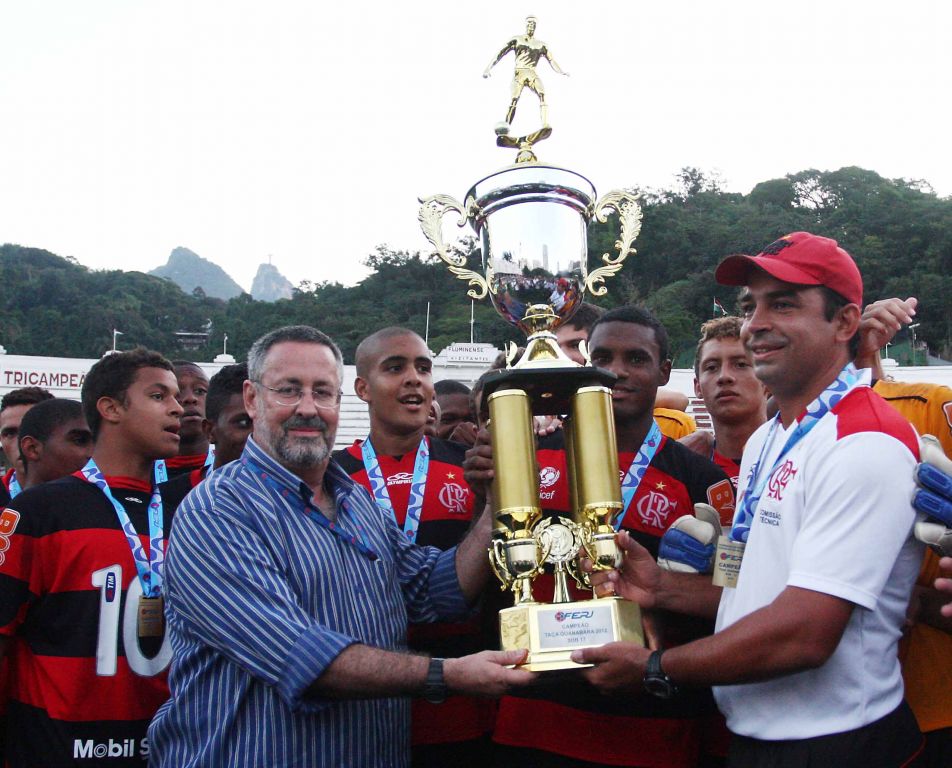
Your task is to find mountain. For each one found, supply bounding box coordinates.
[149,246,244,300]
[251,261,294,302]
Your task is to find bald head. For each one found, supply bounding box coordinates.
[355,327,425,377]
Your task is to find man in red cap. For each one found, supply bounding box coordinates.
[574,232,925,767]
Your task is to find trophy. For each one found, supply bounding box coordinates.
[418,17,644,672]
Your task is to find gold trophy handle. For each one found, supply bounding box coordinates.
[585,190,643,296]
[490,538,512,591]
[417,194,490,300]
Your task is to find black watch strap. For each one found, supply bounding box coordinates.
[422,657,447,704]
[643,650,678,699]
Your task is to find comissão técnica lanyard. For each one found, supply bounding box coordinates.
[615,420,663,530]
[730,363,864,543]
[80,458,165,598]
[361,436,429,544]
[243,455,379,561]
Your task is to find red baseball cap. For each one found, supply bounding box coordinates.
[715,232,863,306]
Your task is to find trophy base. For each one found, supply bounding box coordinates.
[499,597,643,672]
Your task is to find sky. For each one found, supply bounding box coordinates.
[1,0,951,292]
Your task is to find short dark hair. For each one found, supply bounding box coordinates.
[1,386,53,412]
[589,305,670,362]
[19,398,85,444]
[694,316,744,375]
[248,326,343,383]
[81,348,174,440]
[172,359,206,376]
[18,399,86,473]
[206,363,248,423]
[434,379,471,397]
[564,302,604,332]
[819,287,861,358]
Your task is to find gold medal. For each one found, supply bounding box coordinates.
[712,535,745,589]
[137,594,165,638]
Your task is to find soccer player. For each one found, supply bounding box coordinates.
[578,232,924,766]
[488,306,735,768]
[204,362,252,468]
[0,387,53,505]
[692,316,768,485]
[160,362,252,498]
[434,379,476,444]
[553,301,697,439]
[854,295,952,766]
[160,361,212,478]
[16,398,93,491]
[334,327,491,768]
[0,349,190,766]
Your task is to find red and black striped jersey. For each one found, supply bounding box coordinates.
[0,468,14,508]
[334,437,495,748]
[713,450,742,490]
[0,473,190,767]
[494,430,735,767]
[158,465,207,503]
[162,453,209,479]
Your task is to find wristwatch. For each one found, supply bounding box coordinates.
[643,650,678,699]
[422,657,447,704]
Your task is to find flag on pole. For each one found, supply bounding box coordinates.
[713,298,727,317]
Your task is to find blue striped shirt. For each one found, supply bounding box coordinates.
[148,437,469,767]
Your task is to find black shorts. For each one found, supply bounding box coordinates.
[728,700,924,768]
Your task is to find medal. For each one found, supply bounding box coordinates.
[712,536,745,588]
[361,437,430,543]
[137,595,165,638]
[80,459,167,638]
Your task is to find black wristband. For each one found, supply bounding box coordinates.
[422,657,447,704]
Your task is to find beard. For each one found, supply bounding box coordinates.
[259,412,333,468]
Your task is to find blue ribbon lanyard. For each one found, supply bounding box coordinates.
[153,448,214,482]
[80,458,165,598]
[615,420,664,530]
[731,363,864,543]
[8,472,21,499]
[243,456,379,561]
[361,436,430,544]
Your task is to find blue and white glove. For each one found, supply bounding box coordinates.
[913,435,952,556]
[658,503,722,574]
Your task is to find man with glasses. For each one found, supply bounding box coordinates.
[149,325,533,768]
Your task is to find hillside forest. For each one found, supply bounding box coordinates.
[2,166,950,367]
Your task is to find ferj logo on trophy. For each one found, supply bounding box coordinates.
[418,16,645,672]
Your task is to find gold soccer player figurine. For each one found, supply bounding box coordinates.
[483,15,568,157]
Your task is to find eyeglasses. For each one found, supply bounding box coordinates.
[254,381,342,409]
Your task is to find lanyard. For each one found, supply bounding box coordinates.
[361,436,429,544]
[7,471,21,499]
[731,363,864,542]
[153,448,214,481]
[615,420,664,530]
[80,458,165,598]
[243,456,379,561]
